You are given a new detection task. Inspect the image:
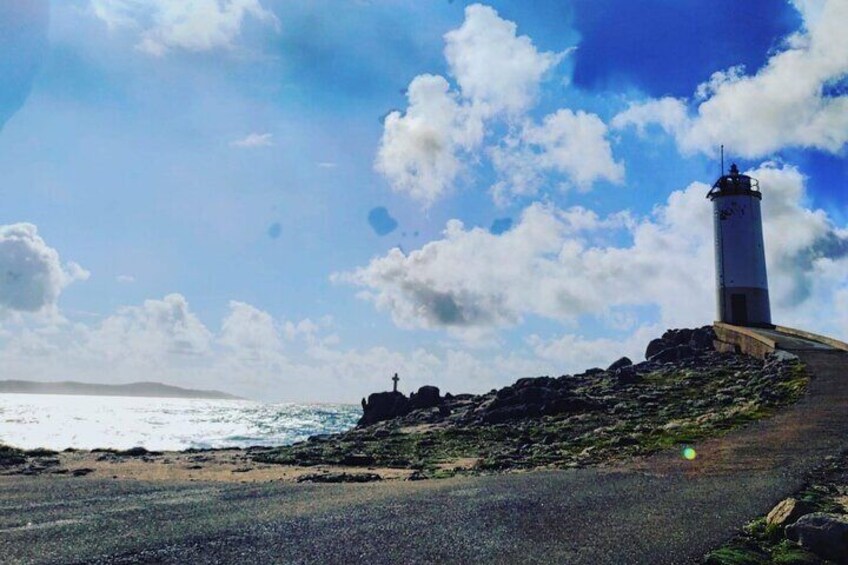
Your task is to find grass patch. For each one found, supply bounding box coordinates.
[770,540,821,564]
[704,545,770,565]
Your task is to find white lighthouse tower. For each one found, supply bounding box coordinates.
[707,163,772,327]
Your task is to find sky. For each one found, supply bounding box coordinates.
[0,0,846,402]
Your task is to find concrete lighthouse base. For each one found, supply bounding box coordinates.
[717,286,772,328]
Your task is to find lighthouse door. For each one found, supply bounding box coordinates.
[731,294,748,325]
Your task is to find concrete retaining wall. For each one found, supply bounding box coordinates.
[713,322,777,359]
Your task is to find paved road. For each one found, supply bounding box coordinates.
[755,328,835,351]
[1,340,846,564]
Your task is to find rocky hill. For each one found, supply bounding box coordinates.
[254,327,808,478]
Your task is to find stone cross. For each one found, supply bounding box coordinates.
[392,373,399,393]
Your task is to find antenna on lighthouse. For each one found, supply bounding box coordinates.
[720,145,725,176]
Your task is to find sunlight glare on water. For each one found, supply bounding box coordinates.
[0,394,360,451]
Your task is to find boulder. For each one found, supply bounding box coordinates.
[766,497,815,528]
[645,338,667,359]
[488,386,549,409]
[662,328,693,347]
[340,453,375,466]
[358,391,410,426]
[607,356,633,372]
[615,366,642,385]
[765,350,800,369]
[689,326,717,350]
[297,472,382,483]
[786,512,848,563]
[409,385,442,410]
[649,345,696,363]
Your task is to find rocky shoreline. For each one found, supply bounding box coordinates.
[254,326,809,479]
[0,327,811,484]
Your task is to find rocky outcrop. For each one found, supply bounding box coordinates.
[409,386,442,410]
[359,392,410,426]
[0,445,62,476]
[355,326,772,430]
[359,386,446,426]
[478,378,598,424]
[607,357,633,372]
[257,326,808,478]
[613,365,641,385]
[786,513,848,563]
[0,445,26,468]
[644,326,716,363]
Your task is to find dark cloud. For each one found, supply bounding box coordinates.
[782,232,848,305]
[490,217,513,235]
[368,206,398,236]
[399,285,509,327]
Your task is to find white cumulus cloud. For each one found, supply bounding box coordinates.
[490,109,624,205]
[443,4,564,117]
[91,0,279,56]
[612,0,848,157]
[528,325,662,371]
[88,294,213,360]
[375,4,617,207]
[219,300,283,358]
[375,74,483,205]
[342,162,848,341]
[0,223,89,315]
[0,294,581,401]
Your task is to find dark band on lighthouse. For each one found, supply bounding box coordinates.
[707,164,772,327]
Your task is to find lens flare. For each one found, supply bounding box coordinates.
[682,447,697,461]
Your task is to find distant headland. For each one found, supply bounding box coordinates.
[0,380,242,400]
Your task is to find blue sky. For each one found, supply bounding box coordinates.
[0,0,846,402]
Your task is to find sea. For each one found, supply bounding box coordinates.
[0,393,360,451]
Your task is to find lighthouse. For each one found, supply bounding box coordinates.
[707,163,772,327]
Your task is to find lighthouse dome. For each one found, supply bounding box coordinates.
[707,163,761,200]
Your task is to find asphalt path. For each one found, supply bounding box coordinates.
[1,342,846,564]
